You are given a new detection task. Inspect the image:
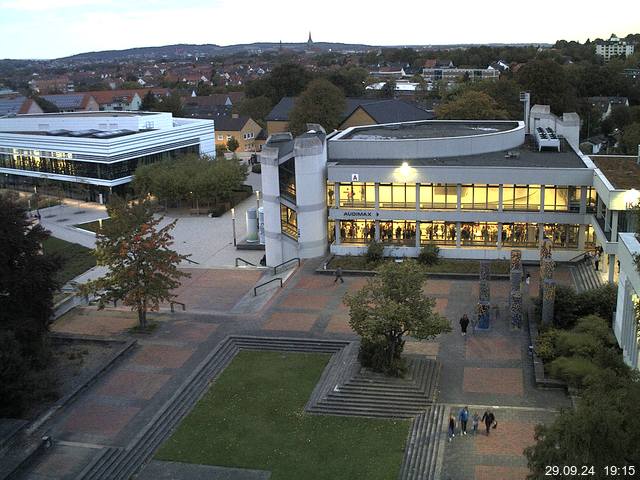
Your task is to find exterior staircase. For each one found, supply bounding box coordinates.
[570,258,604,292]
[398,404,447,480]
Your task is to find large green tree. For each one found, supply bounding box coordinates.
[344,262,451,376]
[140,90,158,111]
[288,78,346,135]
[237,95,273,124]
[83,198,190,327]
[0,193,59,416]
[621,122,640,154]
[525,373,640,478]
[516,59,577,115]
[157,92,183,117]
[436,90,509,120]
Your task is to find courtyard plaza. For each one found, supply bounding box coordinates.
[17,258,574,480]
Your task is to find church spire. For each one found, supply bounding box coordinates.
[307,31,313,45]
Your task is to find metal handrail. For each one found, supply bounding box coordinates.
[254,277,283,296]
[568,250,594,263]
[170,301,186,312]
[184,257,200,265]
[273,257,300,275]
[235,257,256,267]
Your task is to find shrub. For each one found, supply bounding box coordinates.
[358,337,407,376]
[534,284,578,328]
[535,328,559,363]
[366,241,384,263]
[548,356,603,388]
[251,163,261,174]
[554,331,602,358]
[572,315,616,346]
[575,284,617,325]
[417,243,440,266]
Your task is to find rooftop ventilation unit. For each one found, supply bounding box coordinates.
[534,126,560,152]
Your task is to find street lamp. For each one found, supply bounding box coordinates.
[231,207,237,246]
[255,190,260,211]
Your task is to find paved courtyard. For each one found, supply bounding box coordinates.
[18,258,573,480]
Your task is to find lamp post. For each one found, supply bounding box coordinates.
[255,190,260,211]
[231,207,237,247]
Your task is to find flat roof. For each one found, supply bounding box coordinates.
[340,120,520,140]
[2,128,151,139]
[330,139,587,169]
[591,155,640,190]
[14,111,159,118]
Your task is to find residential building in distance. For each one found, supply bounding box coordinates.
[265,97,434,136]
[421,67,499,82]
[28,75,74,94]
[40,93,100,112]
[214,114,263,152]
[614,232,640,371]
[587,96,630,120]
[83,88,170,111]
[595,34,635,61]
[259,106,640,295]
[0,111,214,202]
[0,94,43,116]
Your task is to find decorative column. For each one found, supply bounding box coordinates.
[540,238,555,325]
[476,260,491,330]
[510,249,523,328]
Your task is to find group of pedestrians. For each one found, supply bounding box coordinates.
[448,407,497,441]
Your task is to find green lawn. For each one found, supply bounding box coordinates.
[156,351,410,480]
[329,256,510,274]
[42,237,96,284]
[74,218,111,233]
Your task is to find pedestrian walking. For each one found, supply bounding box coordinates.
[525,273,530,286]
[459,314,470,336]
[458,406,469,435]
[472,412,480,435]
[448,415,456,442]
[481,410,496,436]
[594,252,600,272]
[334,266,344,284]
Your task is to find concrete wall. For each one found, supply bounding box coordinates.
[259,144,285,266]
[339,108,376,130]
[529,105,580,150]
[0,112,173,132]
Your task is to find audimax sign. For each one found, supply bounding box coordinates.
[342,211,379,217]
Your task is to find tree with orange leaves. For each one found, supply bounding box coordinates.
[83,197,190,328]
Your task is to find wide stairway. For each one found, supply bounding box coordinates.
[570,258,604,292]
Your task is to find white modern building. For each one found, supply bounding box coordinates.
[259,106,640,286]
[0,111,214,202]
[614,232,640,370]
[595,35,635,62]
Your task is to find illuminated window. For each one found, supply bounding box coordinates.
[460,222,499,246]
[585,224,596,248]
[326,182,335,207]
[421,184,457,209]
[586,187,597,212]
[280,204,297,239]
[502,185,540,211]
[502,223,539,248]
[544,224,579,249]
[339,182,375,208]
[379,220,416,245]
[339,220,376,243]
[461,184,499,210]
[544,186,578,212]
[419,221,457,246]
[379,183,416,209]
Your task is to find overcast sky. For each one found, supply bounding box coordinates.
[1,0,638,59]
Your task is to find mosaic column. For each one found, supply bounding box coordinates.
[510,291,523,328]
[477,261,491,330]
[510,249,523,328]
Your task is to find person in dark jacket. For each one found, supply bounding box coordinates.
[334,266,344,284]
[459,314,470,336]
[458,406,469,435]
[481,410,496,435]
[448,414,456,442]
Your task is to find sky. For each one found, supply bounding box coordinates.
[0,0,638,59]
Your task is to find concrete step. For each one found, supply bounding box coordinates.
[398,403,446,480]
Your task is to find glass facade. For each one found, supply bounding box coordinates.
[380,220,416,245]
[585,224,596,247]
[278,158,296,202]
[0,145,199,180]
[420,183,457,209]
[379,183,416,209]
[419,221,457,245]
[327,182,335,207]
[460,184,499,210]
[339,182,375,208]
[544,224,579,249]
[339,220,375,243]
[460,222,499,246]
[280,204,297,239]
[502,184,541,211]
[502,223,539,248]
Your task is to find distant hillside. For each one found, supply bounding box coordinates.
[55,41,553,62]
[56,42,376,62]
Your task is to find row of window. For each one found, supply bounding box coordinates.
[328,182,596,212]
[332,220,595,249]
[280,204,298,240]
[0,146,199,180]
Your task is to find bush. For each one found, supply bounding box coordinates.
[358,337,407,377]
[548,356,603,388]
[535,328,559,363]
[575,284,617,325]
[572,315,616,346]
[366,242,384,263]
[554,331,603,358]
[417,243,440,266]
[251,163,261,174]
[534,284,578,328]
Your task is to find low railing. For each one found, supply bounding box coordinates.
[170,301,186,313]
[184,257,200,265]
[568,250,593,263]
[254,277,283,296]
[273,257,300,275]
[235,257,256,267]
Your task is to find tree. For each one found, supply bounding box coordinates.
[83,198,190,328]
[215,144,227,159]
[288,78,346,135]
[237,95,273,124]
[0,193,59,416]
[379,79,396,99]
[32,95,59,113]
[226,136,239,153]
[157,92,183,117]
[344,262,451,376]
[436,90,509,120]
[328,67,369,97]
[516,59,577,115]
[140,90,158,111]
[621,122,640,154]
[524,374,640,477]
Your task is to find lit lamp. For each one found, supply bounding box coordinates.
[400,161,410,176]
[231,207,237,246]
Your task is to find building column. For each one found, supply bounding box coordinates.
[497,223,503,249]
[597,198,603,219]
[539,185,545,213]
[334,182,340,208]
[456,184,462,212]
[416,183,421,210]
[608,255,616,283]
[415,221,421,248]
[579,186,587,214]
[498,184,504,212]
[605,208,612,232]
[374,221,380,242]
[611,210,619,241]
[578,224,586,250]
[538,223,544,246]
[374,182,379,210]
[456,222,461,248]
[334,221,341,245]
